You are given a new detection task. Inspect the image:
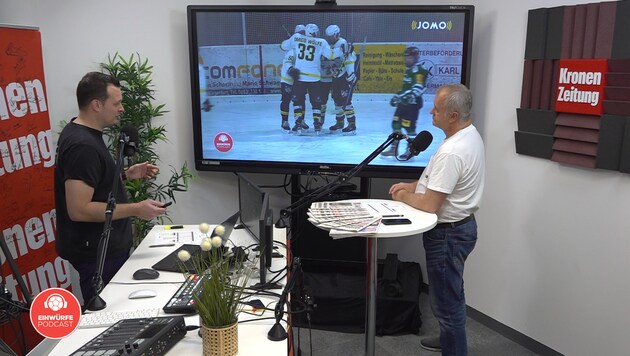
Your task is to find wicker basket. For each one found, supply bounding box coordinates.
[200,322,238,356]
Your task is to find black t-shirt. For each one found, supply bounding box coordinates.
[54,119,132,263]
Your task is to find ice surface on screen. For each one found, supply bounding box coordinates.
[189,6,473,178]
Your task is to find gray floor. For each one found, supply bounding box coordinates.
[291,292,539,356]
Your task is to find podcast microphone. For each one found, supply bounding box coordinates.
[406,130,433,157]
[120,125,138,157]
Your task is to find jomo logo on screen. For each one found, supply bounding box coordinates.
[411,20,453,31]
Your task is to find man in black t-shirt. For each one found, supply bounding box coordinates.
[54,72,167,306]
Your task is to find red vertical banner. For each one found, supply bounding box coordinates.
[0,26,69,355]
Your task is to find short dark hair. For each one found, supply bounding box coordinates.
[76,72,121,110]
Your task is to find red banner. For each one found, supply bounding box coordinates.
[555,59,608,116]
[0,25,70,355]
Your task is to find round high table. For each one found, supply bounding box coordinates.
[312,199,437,356]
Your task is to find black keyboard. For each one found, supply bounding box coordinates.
[163,274,206,314]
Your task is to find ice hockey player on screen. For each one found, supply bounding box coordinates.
[280,24,305,131]
[281,23,341,135]
[321,24,359,135]
[381,46,431,159]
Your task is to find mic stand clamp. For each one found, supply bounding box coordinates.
[85,133,129,311]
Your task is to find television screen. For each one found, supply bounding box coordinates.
[188,5,474,179]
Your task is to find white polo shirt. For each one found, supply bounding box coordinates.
[415,124,485,223]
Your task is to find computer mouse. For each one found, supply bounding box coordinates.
[128,289,158,299]
[133,268,160,280]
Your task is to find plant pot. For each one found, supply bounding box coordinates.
[200,322,238,356]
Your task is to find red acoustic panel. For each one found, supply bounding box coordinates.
[553,138,598,156]
[541,60,554,110]
[521,60,534,108]
[606,73,630,86]
[551,151,597,168]
[553,126,599,143]
[571,5,587,58]
[561,6,576,59]
[531,60,544,109]
[583,3,599,58]
[594,1,617,58]
[602,100,630,115]
[555,113,601,129]
[604,87,630,101]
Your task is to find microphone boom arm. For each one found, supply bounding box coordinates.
[277,132,404,224]
[85,132,129,311]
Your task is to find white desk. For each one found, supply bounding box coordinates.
[43,225,289,355]
[312,199,437,356]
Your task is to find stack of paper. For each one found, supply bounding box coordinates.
[308,201,382,238]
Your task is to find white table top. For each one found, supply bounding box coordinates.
[315,199,437,239]
[42,224,289,355]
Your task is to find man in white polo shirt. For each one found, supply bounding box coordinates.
[389,83,485,356]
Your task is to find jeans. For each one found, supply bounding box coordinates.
[73,254,129,307]
[423,218,477,356]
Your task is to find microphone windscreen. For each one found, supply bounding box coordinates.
[121,125,139,156]
[410,130,433,155]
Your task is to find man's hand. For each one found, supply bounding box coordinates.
[135,199,167,220]
[125,162,159,180]
[389,181,416,197]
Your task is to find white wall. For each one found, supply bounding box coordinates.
[3,0,630,355]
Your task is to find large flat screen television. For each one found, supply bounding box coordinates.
[188,5,474,179]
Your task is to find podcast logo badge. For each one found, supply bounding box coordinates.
[30,288,81,339]
[214,132,234,152]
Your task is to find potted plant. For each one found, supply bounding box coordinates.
[100,53,193,246]
[178,223,253,356]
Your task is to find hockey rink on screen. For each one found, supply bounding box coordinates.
[200,93,445,169]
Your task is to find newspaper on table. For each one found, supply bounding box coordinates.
[308,201,384,238]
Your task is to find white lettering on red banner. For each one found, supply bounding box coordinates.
[555,59,608,115]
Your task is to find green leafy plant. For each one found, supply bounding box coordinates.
[178,224,253,327]
[101,52,193,246]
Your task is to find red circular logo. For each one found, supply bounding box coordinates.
[214,132,234,152]
[30,288,81,339]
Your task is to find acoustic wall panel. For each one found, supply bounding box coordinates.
[611,0,630,58]
[570,4,586,58]
[516,1,630,175]
[596,115,627,170]
[515,131,554,159]
[517,109,557,135]
[525,8,549,60]
[594,1,616,58]
[545,6,565,59]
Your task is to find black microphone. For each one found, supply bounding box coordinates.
[120,125,138,157]
[406,130,433,157]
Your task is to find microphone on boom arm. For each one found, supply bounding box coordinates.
[405,130,433,158]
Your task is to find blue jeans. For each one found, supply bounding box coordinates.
[73,254,129,306]
[423,219,477,356]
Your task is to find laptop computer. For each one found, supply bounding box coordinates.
[152,211,240,273]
